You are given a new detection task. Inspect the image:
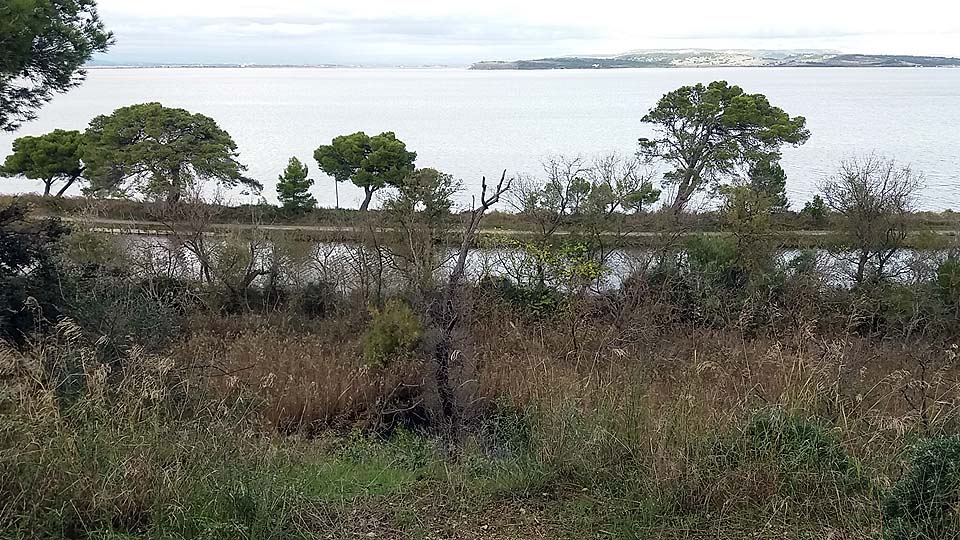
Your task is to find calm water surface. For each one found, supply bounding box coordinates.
[1,67,958,209]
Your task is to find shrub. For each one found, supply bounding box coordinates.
[675,409,865,516]
[474,401,532,459]
[483,276,563,318]
[938,258,960,311]
[740,409,861,492]
[362,300,422,366]
[62,274,183,359]
[298,281,339,318]
[0,200,70,345]
[884,435,960,539]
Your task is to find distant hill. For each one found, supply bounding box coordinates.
[470,49,960,70]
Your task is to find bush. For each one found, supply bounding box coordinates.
[298,281,339,318]
[884,435,960,539]
[62,273,183,360]
[674,409,865,516]
[362,300,422,366]
[740,409,861,492]
[0,201,70,345]
[482,276,563,318]
[938,258,960,311]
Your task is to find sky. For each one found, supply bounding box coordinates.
[92,0,960,65]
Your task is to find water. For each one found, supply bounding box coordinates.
[2,67,958,210]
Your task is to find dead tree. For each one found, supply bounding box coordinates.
[431,171,510,453]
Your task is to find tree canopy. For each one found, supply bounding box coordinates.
[82,103,260,202]
[639,81,809,214]
[314,131,417,211]
[276,157,317,210]
[1,129,85,197]
[747,158,790,213]
[0,0,112,131]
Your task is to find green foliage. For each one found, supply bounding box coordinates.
[747,158,789,212]
[639,81,809,212]
[719,185,775,276]
[622,181,661,213]
[362,300,423,366]
[298,281,339,318]
[0,0,113,131]
[61,274,183,358]
[275,157,317,210]
[0,199,69,345]
[314,132,417,211]
[383,168,460,292]
[801,194,829,227]
[884,435,960,539]
[587,153,661,214]
[386,167,459,220]
[739,409,861,492]
[57,227,128,271]
[684,234,742,288]
[1,129,85,196]
[486,276,565,317]
[673,409,866,518]
[937,258,960,309]
[83,103,260,202]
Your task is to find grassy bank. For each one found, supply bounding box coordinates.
[3,308,960,539]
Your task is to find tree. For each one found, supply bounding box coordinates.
[747,158,789,212]
[430,171,510,453]
[820,155,924,285]
[588,152,661,214]
[276,157,317,210]
[1,129,85,196]
[639,81,810,214]
[383,168,460,293]
[314,131,417,211]
[82,103,260,203]
[0,199,70,344]
[800,195,829,227]
[510,156,591,239]
[0,0,113,131]
[718,184,775,277]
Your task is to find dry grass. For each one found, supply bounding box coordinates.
[3,297,959,538]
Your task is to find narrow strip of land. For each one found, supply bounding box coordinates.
[61,216,959,248]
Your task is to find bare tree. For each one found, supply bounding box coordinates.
[508,156,590,239]
[431,171,510,453]
[150,184,221,284]
[820,155,924,285]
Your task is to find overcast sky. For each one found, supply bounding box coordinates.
[94,0,960,65]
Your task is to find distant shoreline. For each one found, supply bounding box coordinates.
[87,64,470,70]
[470,52,960,70]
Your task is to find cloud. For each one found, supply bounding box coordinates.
[93,0,960,64]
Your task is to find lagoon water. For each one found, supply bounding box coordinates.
[1,67,958,210]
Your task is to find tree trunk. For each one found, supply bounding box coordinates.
[855,249,869,285]
[42,181,52,197]
[670,173,697,214]
[432,304,460,455]
[359,188,375,211]
[55,174,81,198]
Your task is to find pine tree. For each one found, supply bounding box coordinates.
[276,157,317,210]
